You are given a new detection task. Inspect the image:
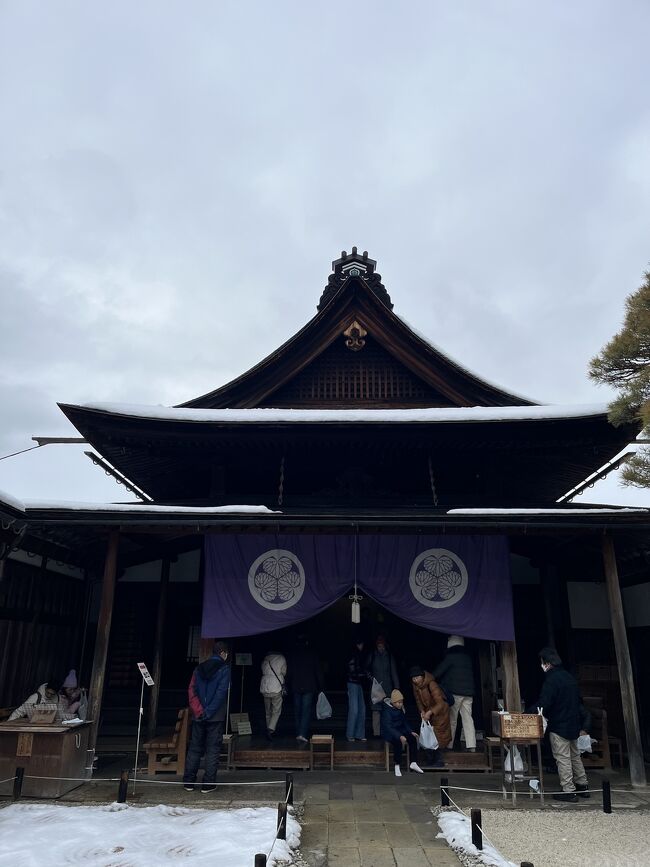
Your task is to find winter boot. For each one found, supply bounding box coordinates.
[553,792,578,803]
[575,783,590,799]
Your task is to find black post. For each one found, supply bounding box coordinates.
[12,767,24,801]
[254,855,267,867]
[285,772,293,806]
[603,778,612,814]
[440,776,449,807]
[521,863,534,866]
[277,802,287,841]
[471,808,483,850]
[117,769,129,804]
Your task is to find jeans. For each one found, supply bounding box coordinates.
[293,692,313,739]
[183,719,224,784]
[346,682,366,740]
[388,732,419,766]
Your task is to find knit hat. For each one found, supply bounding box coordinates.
[447,635,464,648]
[390,689,404,703]
[409,665,424,678]
[62,669,77,689]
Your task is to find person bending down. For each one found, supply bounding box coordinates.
[380,689,424,777]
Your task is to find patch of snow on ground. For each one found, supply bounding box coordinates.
[0,802,300,867]
[435,808,517,867]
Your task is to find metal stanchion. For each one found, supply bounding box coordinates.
[440,776,450,806]
[117,769,129,804]
[521,862,534,866]
[603,778,612,814]
[254,855,267,867]
[13,767,24,801]
[471,808,482,850]
[285,773,293,805]
[276,802,287,841]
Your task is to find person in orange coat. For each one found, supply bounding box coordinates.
[409,666,452,749]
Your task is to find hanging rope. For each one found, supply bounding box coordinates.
[277,455,285,506]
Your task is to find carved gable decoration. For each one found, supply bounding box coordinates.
[318,248,393,311]
[259,335,454,408]
[343,320,367,351]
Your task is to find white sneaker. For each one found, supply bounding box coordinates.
[394,764,402,777]
[410,762,424,773]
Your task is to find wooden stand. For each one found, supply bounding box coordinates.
[0,721,92,798]
[310,734,334,770]
[497,713,545,806]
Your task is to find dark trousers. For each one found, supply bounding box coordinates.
[183,719,224,784]
[293,692,313,739]
[388,732,418,765]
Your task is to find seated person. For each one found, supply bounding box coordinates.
[8,670,82,722]
[380,688,424,777]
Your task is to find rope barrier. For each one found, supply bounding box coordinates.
[20,773,286,786]
[0,776,17,785]
[284,781,293,804]
[444,783,605,796]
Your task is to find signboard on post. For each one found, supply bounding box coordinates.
[137,662,155,686]
[235,653,252,666]
[499,713,543,739]
[229,713,252,735]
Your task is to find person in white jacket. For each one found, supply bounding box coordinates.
[260,651,287,740]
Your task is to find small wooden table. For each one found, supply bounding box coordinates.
[0,720,92,798]
[310,734,334,770]
[496,713,545,807]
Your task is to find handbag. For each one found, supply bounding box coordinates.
[419,719,439,750]
[269,661,287,697]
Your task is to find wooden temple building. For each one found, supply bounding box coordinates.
[1,248,649,784]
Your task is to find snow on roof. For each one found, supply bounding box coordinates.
[0,487,26,513]
[73,401,611,424]
[447,507,649,515]
[23,500,280,514]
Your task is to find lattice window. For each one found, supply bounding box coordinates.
[260,336,451,407]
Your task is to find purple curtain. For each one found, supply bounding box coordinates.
[202,534,513,640]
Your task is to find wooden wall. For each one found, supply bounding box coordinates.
[0,557,88,708]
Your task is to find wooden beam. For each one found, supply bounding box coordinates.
[147,557,170,740]
[88,531,119,754]
[602,535,646,787]
[501,640,521,712]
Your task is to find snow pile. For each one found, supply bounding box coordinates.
[0,802,300,866]
[434,807,517,867]
[0,486,26,513]
[23,500,280,514]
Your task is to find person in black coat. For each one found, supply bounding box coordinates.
[288,634,323,742]
[433,635,476,751]
[380,689,424,777]
[536,647,591,802]
[346,638,369,741]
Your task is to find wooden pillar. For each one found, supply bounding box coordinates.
[540,563,556,647]
[88,531,119,752]
[147,557,170,740]
[501,640,521,712]
[602,535,646,787]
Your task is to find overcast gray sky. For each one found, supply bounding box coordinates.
[1,1,649,505]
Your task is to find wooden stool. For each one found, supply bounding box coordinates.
[143,708,189,776]
[310,734,334,770]
[384,741,410,772]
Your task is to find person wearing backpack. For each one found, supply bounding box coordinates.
[433,635,477,752]
[184,640,231,793]
[260,650,287,740]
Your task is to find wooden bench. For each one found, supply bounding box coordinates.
[310,734,334,770]
[143,708,189,776]
[384,740,410,772]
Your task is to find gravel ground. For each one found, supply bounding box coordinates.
[480,808,650,867]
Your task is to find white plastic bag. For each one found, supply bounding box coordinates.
[419,719,439,750]
[577,734,592,753]
[504,745,524,773]
[371,678,386,704]
[316,691,332,720]
[537,707,548,734]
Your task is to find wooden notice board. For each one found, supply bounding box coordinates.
[499,713,543,739]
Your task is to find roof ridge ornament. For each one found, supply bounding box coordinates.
[317,247,393,311]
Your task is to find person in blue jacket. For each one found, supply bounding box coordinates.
[183,640,231,793]
[380,689,424,777]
